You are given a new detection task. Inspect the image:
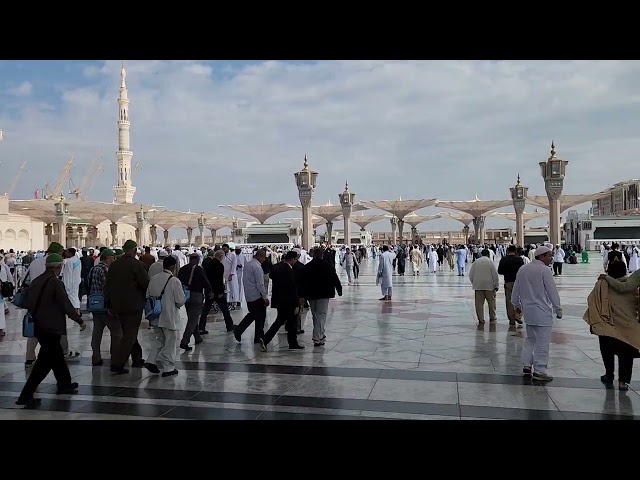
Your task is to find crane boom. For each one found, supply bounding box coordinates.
[80,161,104,200]
[133,159,141,176]
[79,148,102,194]
[7,160,27,197]
[48,156,74,200]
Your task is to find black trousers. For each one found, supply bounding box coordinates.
[19,331,72,401]
[263,306,298,347]
[236,298,267,340]
[181,292,204,347]
[553,262,563,275]
[353,262,359,278]
[599,336,636,383]
[199,294,234,331]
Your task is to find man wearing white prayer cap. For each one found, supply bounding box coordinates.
[510,245,563,382]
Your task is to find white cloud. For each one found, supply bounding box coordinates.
[1,60,639,234]
[8,81,32,96]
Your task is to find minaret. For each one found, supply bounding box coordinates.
[113,61,136,204]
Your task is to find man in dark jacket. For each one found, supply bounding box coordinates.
[260,251,304,351]
[200,250,234,334]
[323,246,336,270]
[178,252,211,350]
[299,248,342,346]
[104,240,150,374]
[291,252,307,334]
[16,253,86,408]
[497,245,525,326]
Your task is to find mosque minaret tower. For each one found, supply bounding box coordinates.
[113,61,136,204]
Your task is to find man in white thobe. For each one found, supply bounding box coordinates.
[428,247,438,274]
[172,245,188,270]
[377,245,395,301]
[222,243,239,308]
[234,247,246,305]
[511,245,562,382]
[410,246,423,275]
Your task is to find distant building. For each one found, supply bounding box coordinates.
[592,179,640,216]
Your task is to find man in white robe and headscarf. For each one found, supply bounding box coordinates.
[377,245,395,301]
[428,247,438,274]
[222,243,239,309]
[234,247,246,305]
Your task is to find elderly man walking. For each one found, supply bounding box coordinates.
[469,249,500,324]
[511,245,563,382]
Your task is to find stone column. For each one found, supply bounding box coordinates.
[390,217,397,245]
[397,219,405,245]
[150,225,158,246]
[87,225,98,247]
[463,225,470,244]
[325,221,334,243]
[510,174,528,247]
[294,155,318,251]
[411,226,418,243]
[163,229,170,246]
[186,227,193,246]
[54,201,69,246]
[44,224,53,247]
[136,210,148,246]
[339,181,355,248]
[540,142,568,246]
[209,228,217,246]
[197,215,206,247]
[109,222,118,246]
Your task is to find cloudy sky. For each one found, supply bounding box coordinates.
[0,60,637,233]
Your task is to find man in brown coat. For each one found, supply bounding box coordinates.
[105,240,150,374]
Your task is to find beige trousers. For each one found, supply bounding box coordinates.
[474,290,497,322]
[503,282,521,323]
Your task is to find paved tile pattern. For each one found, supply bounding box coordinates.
[1,256,639,420]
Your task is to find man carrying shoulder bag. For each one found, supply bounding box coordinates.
[16,254,86,408]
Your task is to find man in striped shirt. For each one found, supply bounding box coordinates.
[87,249,121,366]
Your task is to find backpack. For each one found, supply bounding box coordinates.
[144,275,173,325]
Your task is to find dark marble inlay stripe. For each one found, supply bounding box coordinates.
[162,406,264,420]
[257,411,369,420]
[459,405,566,420]
[74,401,175,418]
[560,411,640,421]
[0,353,635,391]
[378,370,458,382]
[273,395,461,417]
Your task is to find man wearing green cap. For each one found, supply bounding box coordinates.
[16,253,86,408]
[105,239,150,374]
[23,242,81,367]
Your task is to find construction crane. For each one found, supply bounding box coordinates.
[69,148,103,199]
[80,161,104,200]
[133,158,141,176]
[44,156,74,200]
[5,160,27,197]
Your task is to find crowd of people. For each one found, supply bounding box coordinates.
[1,235,640,408]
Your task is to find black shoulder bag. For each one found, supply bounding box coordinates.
[23,276,54,338]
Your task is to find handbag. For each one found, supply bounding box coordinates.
[22,276,54,338]
[0,265,14,298]
[144,275,172,324]
[86,266,107,314]
[182,265,196,303]
[12,284,29,309]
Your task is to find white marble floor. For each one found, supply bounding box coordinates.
[0,254,636,420]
